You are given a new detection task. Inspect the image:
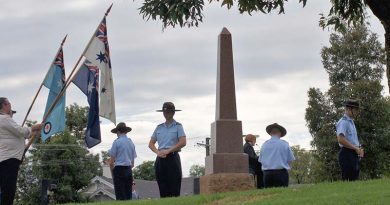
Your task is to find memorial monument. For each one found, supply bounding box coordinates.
[200,28,254,194]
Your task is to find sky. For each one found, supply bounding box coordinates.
[0,0,387,177]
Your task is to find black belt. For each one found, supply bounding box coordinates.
[264,169,287,172]
[341,147,357,152]
[114,165,131,169]
[157,151,179,159]
[166,151,179,156]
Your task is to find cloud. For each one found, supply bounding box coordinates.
[1,0,386,177]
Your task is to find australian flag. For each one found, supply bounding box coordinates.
[84,16,116,124]
[72,59,101,148]
[41,47,66,141]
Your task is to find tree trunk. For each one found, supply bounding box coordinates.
[385,24,390,94]
[365,0,390,93]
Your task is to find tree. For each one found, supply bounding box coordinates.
[100,151,110,164]
[189,164,205,177]
[306,25,390,181]
[290,146,316,184]
[138,0,390,94]
[139,0,307,29]
[16,104,101,204]
[320,0,390,94]
[133,161,156,181]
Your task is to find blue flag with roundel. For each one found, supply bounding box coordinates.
[41,47,66,141]
[72,59,101,148]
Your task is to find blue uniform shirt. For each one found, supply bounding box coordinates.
[336,114,360,147]
[259,136,295,170]
[151,120,186,150]
[109,135,137,167]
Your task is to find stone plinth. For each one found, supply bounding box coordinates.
[200,27,254,194]
[205,120,248,175]
[200,173,254,194]
[205,153,249,174]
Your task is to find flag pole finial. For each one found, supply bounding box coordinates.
[61,34,68,46]
[105,3,113,16]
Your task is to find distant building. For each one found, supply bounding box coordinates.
[83,165,198,201]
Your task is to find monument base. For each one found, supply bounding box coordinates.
[200,173,255,194]
[205,153,248,174]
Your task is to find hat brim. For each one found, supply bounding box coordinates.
[111,127,132,134]
[266,124,287,137]
[344,104,360,108]
[156,109,182,112]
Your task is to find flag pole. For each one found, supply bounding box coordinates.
[22,35,68,126]
[58,3,113,91]
[23,4,114,159]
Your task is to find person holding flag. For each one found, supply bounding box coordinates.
[0,97,42,205]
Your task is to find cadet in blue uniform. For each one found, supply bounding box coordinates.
[149,102,186,198]
[336,99,364,181]
[259,123,295,188]
[108,122,137,200]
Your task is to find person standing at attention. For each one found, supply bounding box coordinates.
[259,123,295,188]
[0,97,42,205]
[108,122,137,201]
[336,99,364,181]
[149,102,186,198]
[243,134,263,188]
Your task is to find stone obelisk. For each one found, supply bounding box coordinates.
[200,28,254,194]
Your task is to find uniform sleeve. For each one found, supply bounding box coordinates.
[177,125,186,138]
[4,117,31,139]
[132,143,137,159]
[109,141,117,157]
[336,120,348,137]
[151,126,158,141]
[287,146,295,162]
[258,145,264,163]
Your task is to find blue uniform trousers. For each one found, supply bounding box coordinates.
[113,166,133,200]
[0,158,21,205]
[338,147,360,181]
[263,169,289,188]
[155,152,182,198]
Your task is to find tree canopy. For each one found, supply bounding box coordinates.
[139,0,307,29]
[15,104,101,204]
[189,164,205,177]
[306,24,390,181]
[133,160,156,181]
[138,0,390,94]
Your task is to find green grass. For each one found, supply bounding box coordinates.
[69,178,390,205]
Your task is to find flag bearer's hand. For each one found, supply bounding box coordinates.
[31,123,43,132]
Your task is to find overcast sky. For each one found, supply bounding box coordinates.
[0,0,386,177]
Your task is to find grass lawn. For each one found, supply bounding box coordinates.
[68,178,390,205]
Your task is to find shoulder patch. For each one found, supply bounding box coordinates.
[281,139,289,145]
[157,123,164,127]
